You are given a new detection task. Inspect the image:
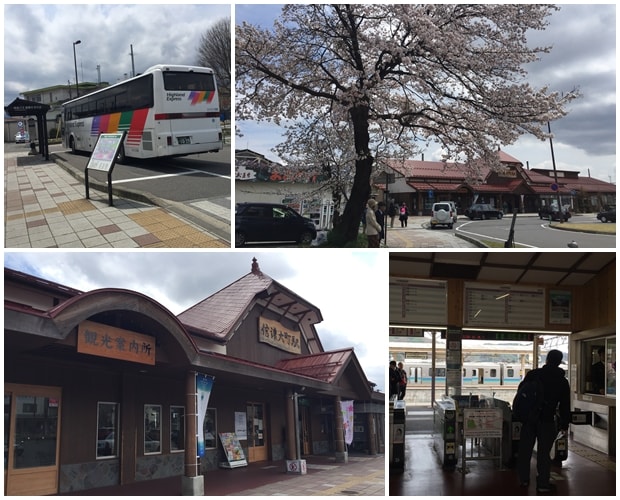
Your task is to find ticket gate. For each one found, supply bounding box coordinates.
[389,400,406,468]
[433,399,458,469]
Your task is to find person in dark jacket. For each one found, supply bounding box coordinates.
[517,349,570,493]
[389,361,400,400]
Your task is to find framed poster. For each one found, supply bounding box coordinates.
[549,290,572,324]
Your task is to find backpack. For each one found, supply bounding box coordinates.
[512,371,545,423]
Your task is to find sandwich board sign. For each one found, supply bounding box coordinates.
[218,432,248,469]
[84,132,126,206]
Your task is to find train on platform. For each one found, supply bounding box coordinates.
[404,360,529,387]
[390,341,568,390]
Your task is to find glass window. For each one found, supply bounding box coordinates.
[170,406,184,452]
[490,368,497,378]
[582,337,616,396]
[203,408,217,449]
[606,338,616,396]
[97,402,119,459]
[163,71,215,91]
[144,405,161,454]
[14,396,59,468]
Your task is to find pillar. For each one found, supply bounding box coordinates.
[182,371,204,496]
[334,396,348,463]
[367,412,377,455]
[285,389,296,459]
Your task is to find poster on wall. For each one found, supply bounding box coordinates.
[549,290,572,324]
[196,373,215,457]
[218,432,248,468]
[235,412,247,440]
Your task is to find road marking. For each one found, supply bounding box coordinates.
[112,167,230,184]
[456,224,536,248]
[191,199,231,220]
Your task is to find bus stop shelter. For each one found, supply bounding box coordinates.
[4,97,51,160]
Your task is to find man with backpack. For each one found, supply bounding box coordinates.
[515,349,570,493]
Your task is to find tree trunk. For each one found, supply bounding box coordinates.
[332,105,373,245]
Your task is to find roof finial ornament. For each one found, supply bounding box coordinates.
[251,257,263,276]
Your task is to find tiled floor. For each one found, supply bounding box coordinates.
[390,434,615,496]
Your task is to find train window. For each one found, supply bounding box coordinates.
[506,368,515,378]
[490,368,497,378]
[472,369,477,376]
[436,368,446,377]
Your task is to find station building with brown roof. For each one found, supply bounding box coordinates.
[4,259,383,495]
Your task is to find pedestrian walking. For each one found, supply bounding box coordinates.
[375,201,386,245]
[388,202,398,228]
[516,349,570,493]
[365,199,382,248]
[399,203,409,227]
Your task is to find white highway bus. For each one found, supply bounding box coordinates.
[63,64,222,161]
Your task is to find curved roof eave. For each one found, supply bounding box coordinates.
[48,288,198,362]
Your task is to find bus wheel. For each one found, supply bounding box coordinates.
[116,145,126,164]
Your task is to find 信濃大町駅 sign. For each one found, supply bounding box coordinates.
[258,316,301,354]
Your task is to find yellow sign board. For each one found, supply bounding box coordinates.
[258,316,301,354]
[78,320,156,365]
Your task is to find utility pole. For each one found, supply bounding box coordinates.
[96,65,101,84]
[129,44,136,78]
[547,121,565,223]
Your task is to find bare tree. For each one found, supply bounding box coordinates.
[236,5,578,245]
[198,17,231,109]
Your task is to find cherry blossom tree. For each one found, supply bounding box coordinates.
[236,4,577,245]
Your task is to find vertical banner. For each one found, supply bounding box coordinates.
[196,373,215,457]
[340,400,354,445]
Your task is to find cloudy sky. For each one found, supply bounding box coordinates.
[236,4,616,183]
[3,4,230,103]
[4,250,387,392]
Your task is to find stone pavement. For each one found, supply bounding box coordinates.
[4,149,229,248]
[382,218,482,248]
[222,454,385,496]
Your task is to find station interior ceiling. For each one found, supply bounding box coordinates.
[389,252,615,287]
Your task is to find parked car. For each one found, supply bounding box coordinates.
[464,203,503,220]
[596,207,615,223]
[235,202,317,247]
[430,202,454,229]
[15,131,30,143]
[538,205,572,221]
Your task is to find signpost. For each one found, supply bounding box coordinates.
[85,132,126,206]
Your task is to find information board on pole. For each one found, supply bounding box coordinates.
[84,131,126,206]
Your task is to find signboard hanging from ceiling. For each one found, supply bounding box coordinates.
[389,278,448,326]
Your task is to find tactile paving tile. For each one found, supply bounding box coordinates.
[57,199,97,216]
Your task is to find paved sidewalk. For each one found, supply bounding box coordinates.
[4,149,229,248]
[228,455,385,496]
[61,453,385,496]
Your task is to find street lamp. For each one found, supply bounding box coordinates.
[73,40,81,97]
